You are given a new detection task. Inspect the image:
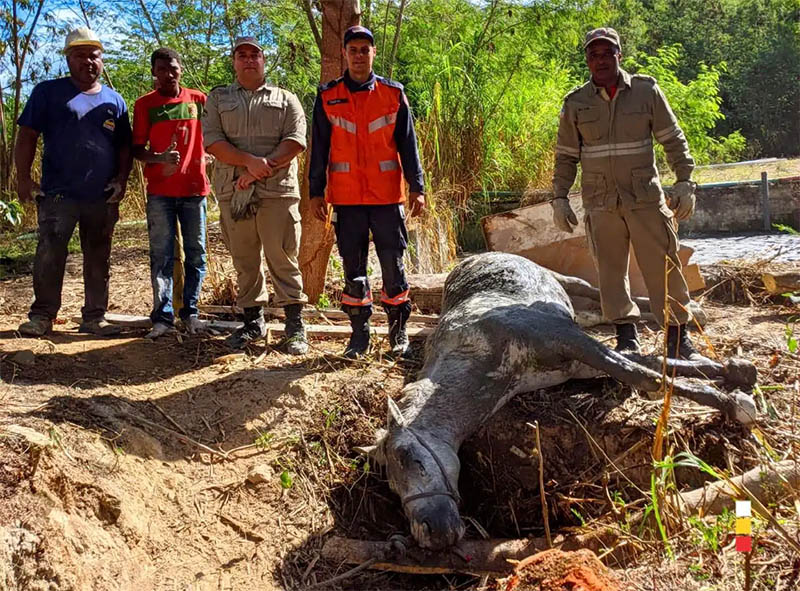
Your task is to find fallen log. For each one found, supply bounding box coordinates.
[321,536,544,576]
[73,314,434,338]
[678,460,800,516]
[197,305,441,325]
[761,272,800,295]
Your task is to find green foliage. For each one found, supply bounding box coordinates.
[625,0,800,157]
[253,430,275,450]
[315,292,332,310]
[279,469,293,489]
[688,509,734,553]
[786,324,798,354]
[0,197,23,227]
[773,223,799,236]
[627,45,745,165]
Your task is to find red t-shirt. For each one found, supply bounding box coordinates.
[132,87,210,197]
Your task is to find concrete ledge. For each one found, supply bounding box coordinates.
[681,177,800,236]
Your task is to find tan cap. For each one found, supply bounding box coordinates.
[583,27,621,51]
[232,36,263,54]
[63,27,103,53]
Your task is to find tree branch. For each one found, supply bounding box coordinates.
[299,0,322,54]
[386,0,406,80]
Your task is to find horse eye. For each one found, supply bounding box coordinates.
[414,460,427,477]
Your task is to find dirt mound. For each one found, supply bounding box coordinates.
[504,549,621,591]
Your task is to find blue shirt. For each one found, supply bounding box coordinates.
[18,78,132,200]
[309,71,425,198]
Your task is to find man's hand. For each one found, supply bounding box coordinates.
[156,141,181,166]
[17,177,41,203]
[312,197,329,222]
[551,198,578,233]
[245,154,273,179]
[236,172,257,190]
[105,179,127,204]
[669,180,696,221]
[408,192,425,217]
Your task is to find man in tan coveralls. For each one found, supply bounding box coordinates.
[551,27,700,359]
[203,36,309,353]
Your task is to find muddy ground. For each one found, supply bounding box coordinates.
[1,223,799,590]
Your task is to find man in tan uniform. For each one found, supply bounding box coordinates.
[202,36,309,352]
[551,27,700,359]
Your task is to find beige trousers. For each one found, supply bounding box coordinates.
[219,198,308,309]
[585,204,691,326]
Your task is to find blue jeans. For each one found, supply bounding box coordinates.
[146,195,207,325]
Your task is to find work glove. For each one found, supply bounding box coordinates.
[551,198,578,233]
[669,180,696,221]
[230,184,258,221]
[104,180,126,204]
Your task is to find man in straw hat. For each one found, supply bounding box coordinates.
[16,27,132,337]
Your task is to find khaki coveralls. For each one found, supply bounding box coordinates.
[202,81,308,308]
[553,69,695,326]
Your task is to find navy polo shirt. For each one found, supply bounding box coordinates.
[18,77,131,200]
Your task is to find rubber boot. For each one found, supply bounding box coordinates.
[667,324,701,360]
[283,303,308,355]
[343,307,372,359]
[614,323,640,353]
[225,306,266,349]
[386,302,411,357]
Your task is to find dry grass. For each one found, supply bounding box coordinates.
[661,158,800,186]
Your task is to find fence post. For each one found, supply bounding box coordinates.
[761,171,771,232]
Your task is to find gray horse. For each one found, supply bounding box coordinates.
[360,252,757,550]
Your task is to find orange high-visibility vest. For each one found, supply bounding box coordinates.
[321,76,404,205]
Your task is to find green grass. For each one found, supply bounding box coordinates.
[0,227,81,279]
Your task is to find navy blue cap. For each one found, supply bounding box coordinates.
[343,25,374,46]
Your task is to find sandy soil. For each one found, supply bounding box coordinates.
[1,224,799,590]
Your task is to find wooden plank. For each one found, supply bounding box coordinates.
[481,193,586,252]
[81,314,433,338]
[480,199,697,297]
[197,305,440,325]
[683,263,706,293]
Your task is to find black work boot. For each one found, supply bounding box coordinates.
[225,306,266,349]
[343,308,372,359]
[667,324,702,360]
[283,303,308,355]
[614,323,640,353]
[386,302,411,357]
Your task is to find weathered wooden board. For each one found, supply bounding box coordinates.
[481,197,703,296]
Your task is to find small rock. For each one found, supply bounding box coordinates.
[214,353,245,365]
[247,464,274,484]
[10,350,35,367]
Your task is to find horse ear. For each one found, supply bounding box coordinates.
[354,428,387,465]
[387,398,406,428]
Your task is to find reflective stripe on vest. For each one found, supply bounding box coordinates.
[381,289,410,306]
[341,291,374,307]
[581,138,653,159]
[379,160,400,172]
[330,161,351,172]
[329,115,357,134]
[368,112,397,133]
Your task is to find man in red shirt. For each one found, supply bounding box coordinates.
[133,48,209,338]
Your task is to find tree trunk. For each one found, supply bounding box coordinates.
[298,0,361,305]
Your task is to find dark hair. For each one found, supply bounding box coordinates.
[150,47,181,69]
